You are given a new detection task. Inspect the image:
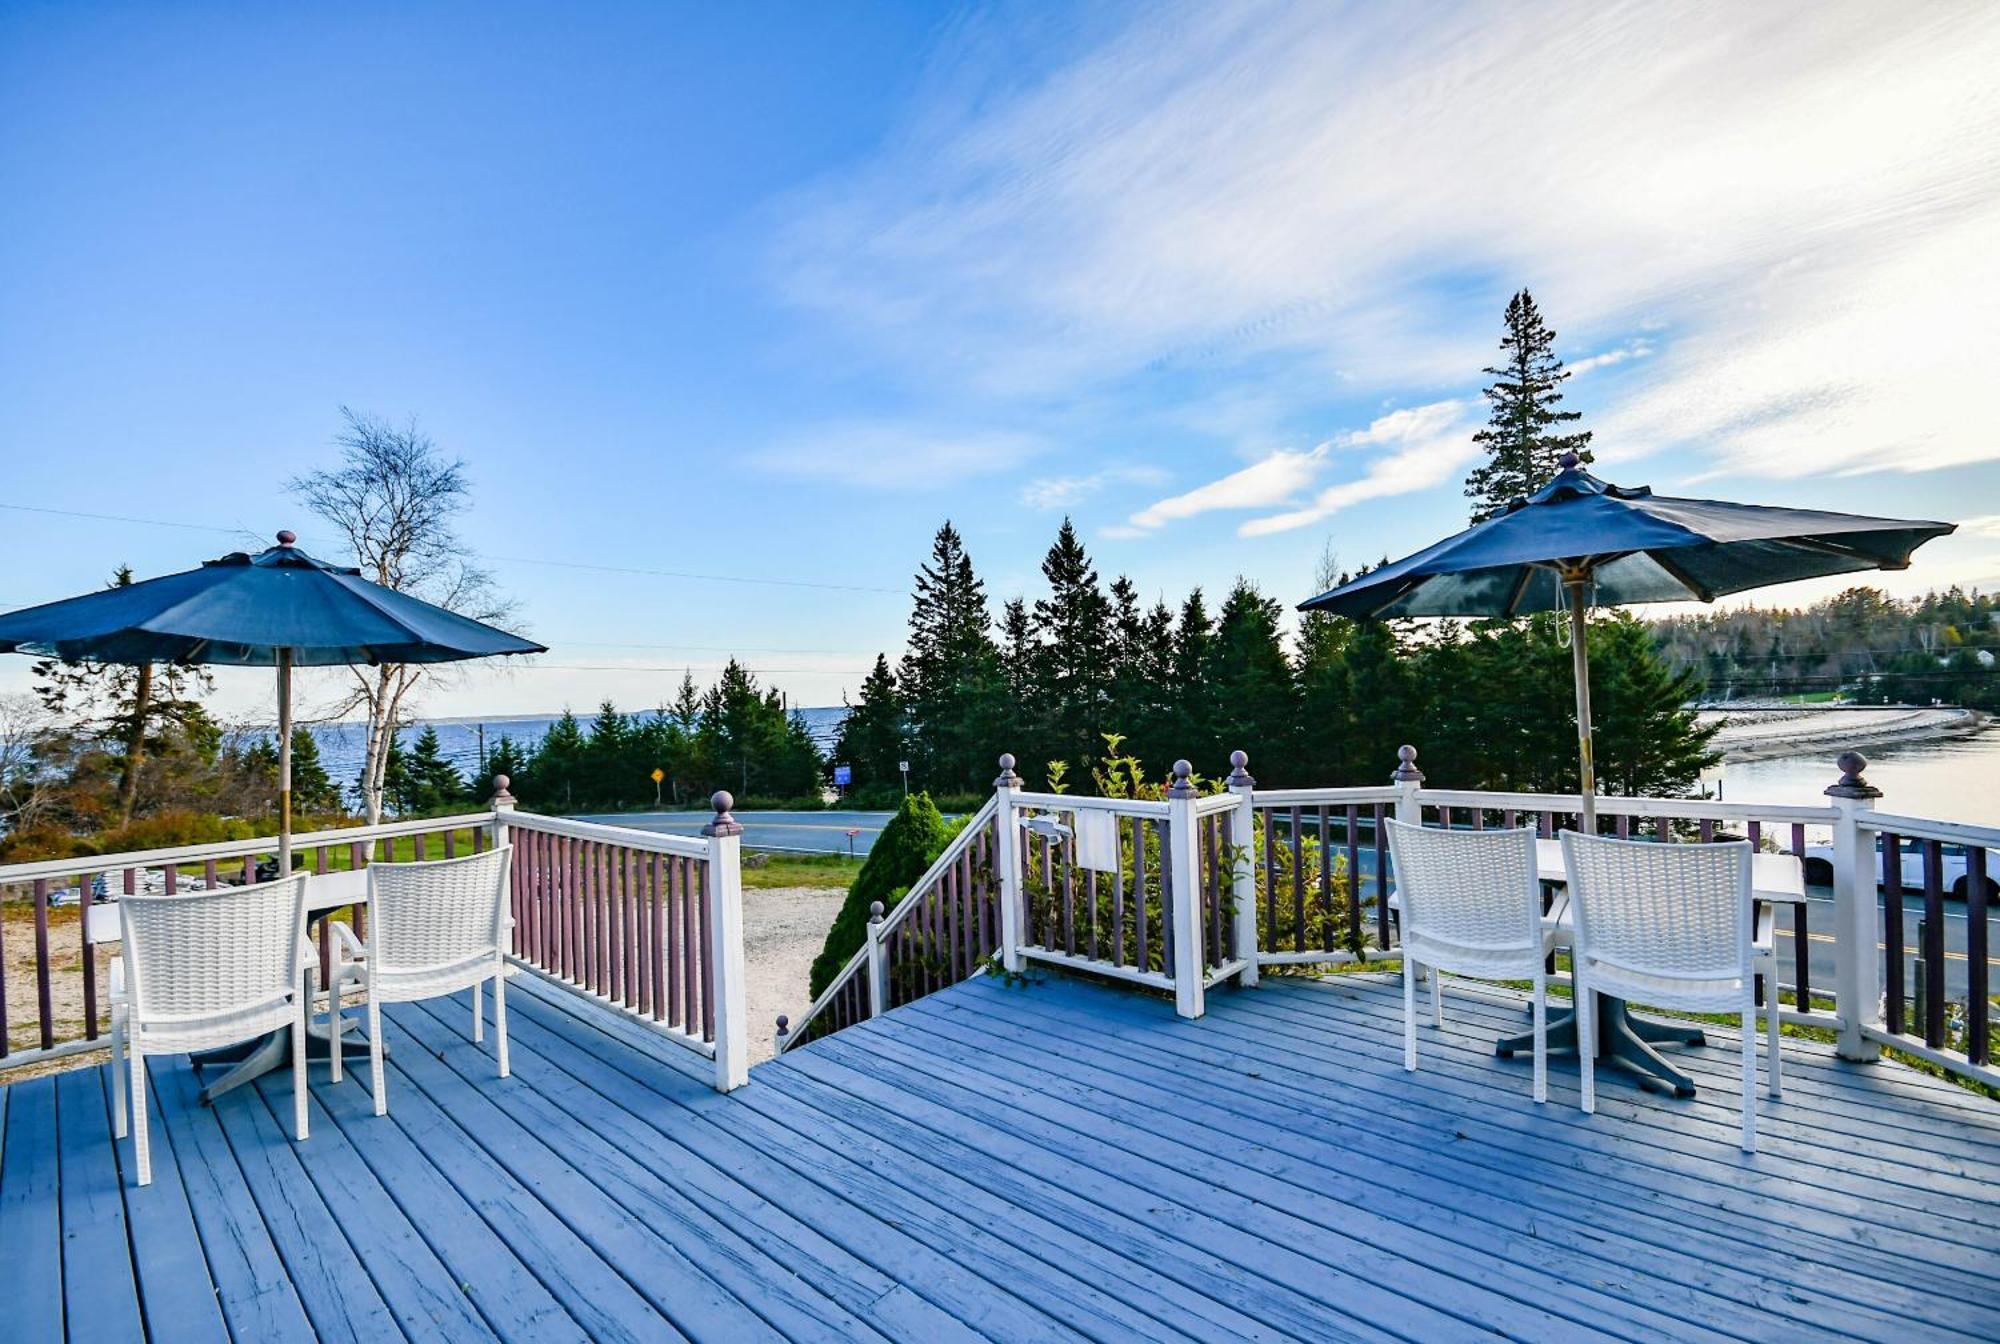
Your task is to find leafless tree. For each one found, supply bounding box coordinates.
[0,692,55,835]
[291,409,519,823]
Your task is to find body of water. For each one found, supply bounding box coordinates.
[1719,727,2000,827]
[309,707,849,789]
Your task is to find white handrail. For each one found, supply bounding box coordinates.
[1412,789,1836,825]
[505,809,710,859]
[1862,811,2000,849]
[1248,786,1401,807]
[1009,791,1170,817]
[0,811,501,886]
[778,798,999,1053]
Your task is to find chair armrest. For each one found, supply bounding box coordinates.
[108,955,125,1005]
[328,919,368,963]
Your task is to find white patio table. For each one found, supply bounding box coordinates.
[90,867,379,1104]
[1490,839,1804,1095]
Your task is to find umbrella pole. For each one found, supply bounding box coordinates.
[1564,574,1597,833]
[277,648,293,875]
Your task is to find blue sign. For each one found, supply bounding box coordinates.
[833,764,852,787]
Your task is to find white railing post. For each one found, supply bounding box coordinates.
[1226,749,1259,987]
[490,775,517,958]
[1166,760,1206,1019]
[866,901,888,1016]
[702,791,750,1092]
[1826,751,1883,1062]
[994,754,1025,973]
[1390,746,1423,959]
[1392,744,1424,825]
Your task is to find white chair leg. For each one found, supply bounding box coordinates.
[493,966,509,1079]
[1766,973,1783,1097]
[292,993,309,1142]
[1530,969,1547,1105]
[368,992,388,1117]
[1740,1000,1758,1153]
[1402,955,1418,1072]
[327,968,345,1083]
[1576,977,1597,1115]
[130,1050,151,1187]
[110,1008,128,1139]
[473,979,484,1043]
[1430,968,1444,1029]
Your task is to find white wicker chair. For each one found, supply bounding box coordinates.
[109,873,312,1186]
[328,845,513,1115]
[1384,820,1563,1102]
[1560,831,1779,1152]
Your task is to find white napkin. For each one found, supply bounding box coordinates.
[1073,808,1121,873]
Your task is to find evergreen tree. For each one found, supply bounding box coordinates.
[1210,580,1298,777]
[485,734,530,798]
[1463,289,1593,522]
[1588,614,1720,795]
[834,654,906,792]
[398,725,467,813]
[899,522,1006,792]
[1029,520,1113,774]
[287,727,341,814]
[535,710,587,810]
[1170,588,1219,765]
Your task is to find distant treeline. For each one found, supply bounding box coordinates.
[484,663,823,812]
[834,521,1716,805]
[1650,586,2000,707]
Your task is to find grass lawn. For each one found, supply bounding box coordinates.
[743,852,860,890]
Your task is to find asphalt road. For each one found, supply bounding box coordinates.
[575,809,901,859]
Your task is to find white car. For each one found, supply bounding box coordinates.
[1801,841,1997,899]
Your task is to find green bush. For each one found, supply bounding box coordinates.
[808,791,955,1000]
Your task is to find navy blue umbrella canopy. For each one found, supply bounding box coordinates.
[0,532,544,865]
[0,534,544,666]
[1299,457,1954,825]
[1300,458,1955,620]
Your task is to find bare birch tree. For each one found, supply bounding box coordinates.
[291,409,517,823]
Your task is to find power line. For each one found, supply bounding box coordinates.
[0,501,905,597]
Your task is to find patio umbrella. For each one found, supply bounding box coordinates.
[0,531,545,869]
[1299,454,1954,827]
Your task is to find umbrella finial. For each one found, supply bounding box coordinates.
[276,530,297,545]
[1558,451,1581,471]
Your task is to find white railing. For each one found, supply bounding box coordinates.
[0,782,755,1092]
[779,742,1997,1095]
[776,797,1000,1053]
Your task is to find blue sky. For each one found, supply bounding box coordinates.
[5,2,1998,723]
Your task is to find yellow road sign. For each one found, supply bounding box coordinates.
[650,767,665,783]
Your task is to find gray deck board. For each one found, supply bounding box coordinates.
[6,966,1999,1342]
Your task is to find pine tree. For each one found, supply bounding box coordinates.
[1029,519,1113,774]
[398,725,467,813]
[899,522,1006,792]
[834,654,906,792]
[1463,289,1593,522]
[1170,588,1219,765]
[808,792,954,1001]
[1588,614,1720,796]
[1212,579,1299,778]
[288,727,341,814]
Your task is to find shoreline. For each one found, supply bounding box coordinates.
[1706,705,1989,763]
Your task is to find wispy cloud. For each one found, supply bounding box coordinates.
[755,423,1044,490]
[1114,400,1470,537]
[1021,463,1168,509]
[1566,341,1653,377]
[774,3,2000,480]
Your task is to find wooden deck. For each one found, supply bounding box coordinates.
[3,970,1997,1343]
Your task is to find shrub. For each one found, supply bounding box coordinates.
[808,791,954,1000]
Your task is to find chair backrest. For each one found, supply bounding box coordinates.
[120,873,309,1022]
[366,844,512,974]
[1385,819,1542,952]
[1560,831,1752,981]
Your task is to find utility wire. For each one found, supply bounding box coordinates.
[0,501,904,596]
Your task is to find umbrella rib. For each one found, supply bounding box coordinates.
[1502,567,1536,617]
[1783,534,1904,568]
[1646,550,1715,603]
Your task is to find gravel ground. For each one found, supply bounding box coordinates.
[741,884,845,1062]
